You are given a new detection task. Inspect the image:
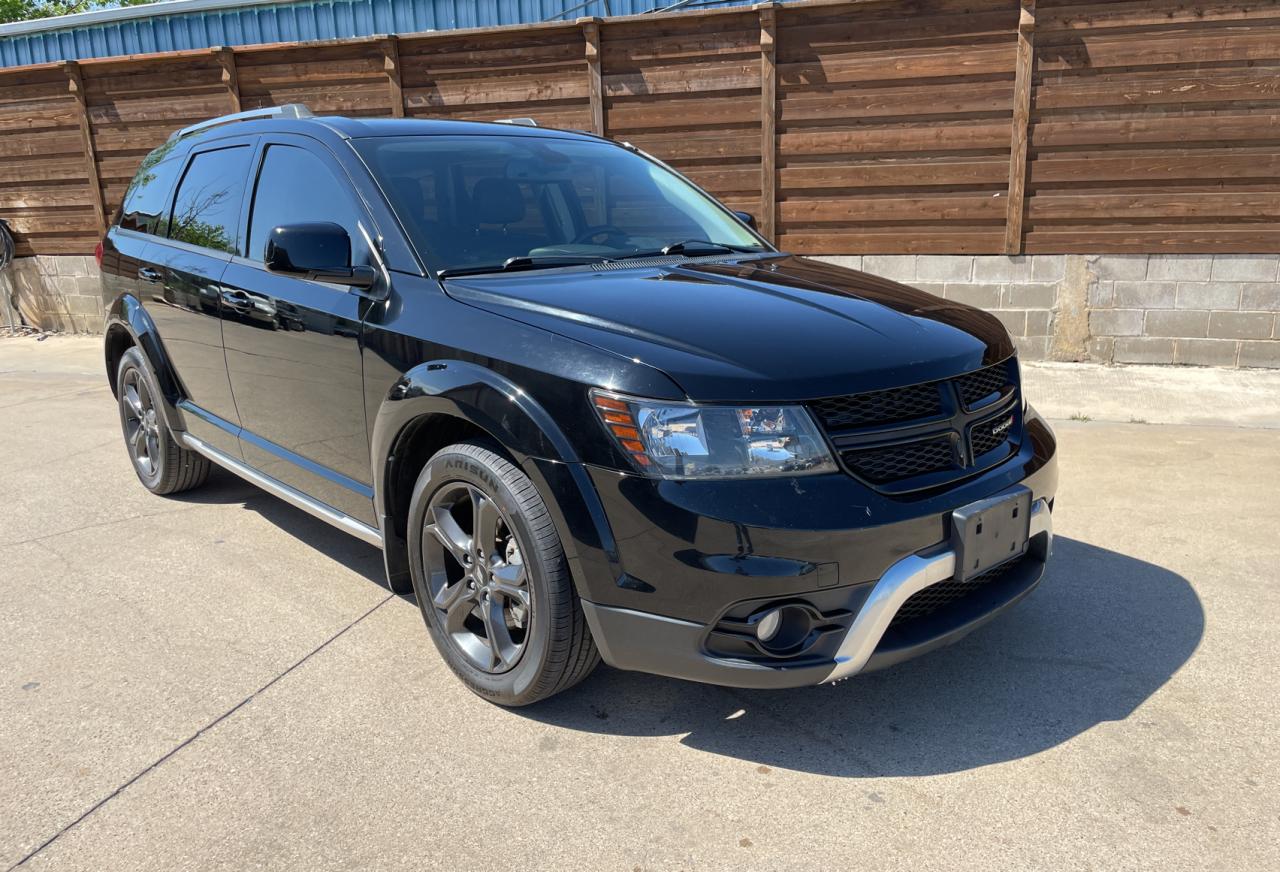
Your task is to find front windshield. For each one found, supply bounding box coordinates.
[354,134,767,274]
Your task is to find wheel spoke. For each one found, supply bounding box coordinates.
[427,507,471,567]
[145,433,159,465]
[129,422,146,454]
[490,563,529,608]
[123,384,144,421]
[478,597,518,670]
[471,488,501,558]
[444,588,478,634]
[432,576,471,612]
[135,376,152,412]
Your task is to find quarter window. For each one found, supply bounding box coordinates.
[247,145,365,264]
[168,146,252,254]
[119,149,183,236]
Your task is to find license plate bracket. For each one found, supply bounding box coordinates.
[951,487,1032,581]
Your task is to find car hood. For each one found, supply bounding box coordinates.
[443,254,1015,402]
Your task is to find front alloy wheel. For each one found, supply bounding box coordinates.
[407,441,599,706]
[423,483,531,673]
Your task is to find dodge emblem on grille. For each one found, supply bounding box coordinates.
[991,415,1014,438]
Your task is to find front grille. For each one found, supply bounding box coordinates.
[889,557,1022,629]
[955,362,1009,409]
[810,383,942,429]
[970,411,1015,459]
[841,437,954,484]
[809,356,1020,490]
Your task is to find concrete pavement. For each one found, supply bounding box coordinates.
[2,337,1277,871]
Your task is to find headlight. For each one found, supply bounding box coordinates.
[590,389,838,479]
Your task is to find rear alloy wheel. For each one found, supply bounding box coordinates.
[116,347,210,495]
[408,441,599,705]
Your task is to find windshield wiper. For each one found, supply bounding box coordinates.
[613,240,766,260]
[438,254,611,279]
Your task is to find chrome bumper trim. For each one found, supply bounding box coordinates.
[179,433,383,548]
[823,496,1051,683]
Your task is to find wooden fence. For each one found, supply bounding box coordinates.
[1,0,1278,258]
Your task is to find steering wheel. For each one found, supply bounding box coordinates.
[572,225,630,246]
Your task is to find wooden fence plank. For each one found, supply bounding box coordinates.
[1037,0,1280,32]
[760,4,778,241]
[381,37,404,118]
[780,158,1009,190]
[1004,0,1034,254]
[214,47,241,113]
[61,61,108,236]
[583,20,604,135]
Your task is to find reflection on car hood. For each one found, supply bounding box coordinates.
[442,254,1016,402]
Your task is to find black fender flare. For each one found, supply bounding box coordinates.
[371,359,621,602]
[104,294,187,434]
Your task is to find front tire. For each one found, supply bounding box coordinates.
[408,441,599,706]
[116,347,209,495]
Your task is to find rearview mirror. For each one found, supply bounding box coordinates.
[264,222,376,289]
[733,211,757,230]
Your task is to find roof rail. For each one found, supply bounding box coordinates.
[169,104,314,141]
[495,117,538,127]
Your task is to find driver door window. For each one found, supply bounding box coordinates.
[246,145,367,264]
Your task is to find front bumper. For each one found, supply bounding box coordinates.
[582,497,1051,688]
[571,410,1058,690]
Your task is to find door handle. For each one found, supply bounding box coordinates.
[219,289,251,310]
[137,266,162,283]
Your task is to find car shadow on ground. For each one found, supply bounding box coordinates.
[170,467,400,595]
[176,472,1205,777]
[519,536,1204,777]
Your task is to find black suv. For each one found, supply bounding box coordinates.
[100,105,1057,706]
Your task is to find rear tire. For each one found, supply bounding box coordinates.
[408,441,599,706]
[116,347,210,495]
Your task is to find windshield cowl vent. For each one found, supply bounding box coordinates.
[591,253,765,271]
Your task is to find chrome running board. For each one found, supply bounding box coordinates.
[179,433,383,548]
[824,497,1052,683]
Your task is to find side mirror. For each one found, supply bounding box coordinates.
[264,222,376,289]
[733,210,757,230]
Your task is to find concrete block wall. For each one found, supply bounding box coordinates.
[816,253,1280,369]
[1086,255,1280,369]
[0,256,104,334]
[2,253,1279,369]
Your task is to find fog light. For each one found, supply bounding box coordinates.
[756,608,783,642]
[751,604,814,654]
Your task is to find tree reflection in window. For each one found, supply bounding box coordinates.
[170,184,236,253]
[168,146,252,255]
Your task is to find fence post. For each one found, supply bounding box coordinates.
[759,3,777,243]
[583,19,604,136]
[61,61,107,236]
[381,36,405,118]
[214,47,241,113]
[1004,0,1035,255]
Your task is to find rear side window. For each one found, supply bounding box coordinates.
[119,151,183,236]
[168,146,252,255]
[247,145,365,263]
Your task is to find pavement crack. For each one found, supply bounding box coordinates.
[5,594,394,871]
[0,386,102,410]
[0,504,211,549]
[0,439,117,475]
